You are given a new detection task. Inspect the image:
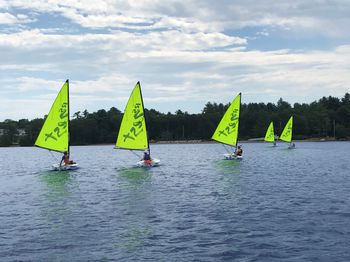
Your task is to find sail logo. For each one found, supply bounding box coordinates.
[267,129,274,139]
[218,109,238,137]
[123,103,144,142]
[44,102,68,141]
[283,126,291,137]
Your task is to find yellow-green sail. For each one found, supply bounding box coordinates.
[115,82,148,151]
[212,93,241,146]
[264,122,275,142]
[35,80,69,153]
[280,116,293,142]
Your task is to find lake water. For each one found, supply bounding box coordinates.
[1,142,350,261]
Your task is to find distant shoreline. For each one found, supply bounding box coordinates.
[152,138,348,144]
[2,138,348,148]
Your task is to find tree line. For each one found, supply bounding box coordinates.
[1,93,349,147]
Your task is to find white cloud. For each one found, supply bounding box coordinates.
[0,12,34,24]
[0,28,245,51]
[0,12,17,24]
[1,0,350,120]
[2,0,349,37]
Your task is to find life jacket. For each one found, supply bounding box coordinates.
[144,159,152,163]
[63,155,70,165]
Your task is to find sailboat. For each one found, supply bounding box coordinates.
[264,121,276,146]
[212,93,242,160]
[115,82,160,167]
[35,80,78,171]
[279,116,295,149]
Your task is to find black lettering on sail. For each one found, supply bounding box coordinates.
[123,132,135,142]
[218,130,227,136]
[45,132,57,141]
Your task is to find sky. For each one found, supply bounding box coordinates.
[1,0,350,120]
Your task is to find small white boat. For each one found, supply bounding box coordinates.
[264,121,277,146]
[280,116,295,149]
[136,158,161,167]
[223,154,243,160]
[288,143,296,149]
[114,82,160,168]
[35,80,78,171]
[212,93,244,160]
[52,163,79,171]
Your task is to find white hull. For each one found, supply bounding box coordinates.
[136,158,160,167]
[288,143,296,149]
[223,154,243,160]
[52,163,79,171]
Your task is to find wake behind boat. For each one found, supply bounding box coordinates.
[212,93,243,160]
[114,82,160,168]
[35,80,78,171]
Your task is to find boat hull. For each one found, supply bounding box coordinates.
[288,143,296,149]
[223,154,243,160]
[136,158,160,167]
[52,163,79,171]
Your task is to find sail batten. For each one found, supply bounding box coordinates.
[115,82,148,151]
[35,81,69,153]
[280,116,293,142]
[212,93,241,147]
[264,122,275,142]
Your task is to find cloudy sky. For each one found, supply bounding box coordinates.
[1,0,350,120]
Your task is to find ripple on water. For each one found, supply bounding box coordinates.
[1,143,350,261]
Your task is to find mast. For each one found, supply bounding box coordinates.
[138,82,150,157]
[290,115,294,144]
[235,92,242,149]
[66,79,70,155]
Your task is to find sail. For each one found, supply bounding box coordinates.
[264,122,275,142]
[35,80,69,153]
[280,116,293,142]
[115,82,148,151]
[212,93,241,147]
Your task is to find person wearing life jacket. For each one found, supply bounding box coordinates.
[60,151,75,166]
[234,145,243,156]
[142,150,152,165]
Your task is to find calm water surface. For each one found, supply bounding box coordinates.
[1,142,350,261]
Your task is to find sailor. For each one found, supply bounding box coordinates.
[234,145,243,156]
[142,150,152,165]
[60,151,75,166]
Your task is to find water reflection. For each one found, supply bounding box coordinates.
[36,170,75,241]
[113,167,155,254]
[215,159,241,175]
[38,171,72,198]
[114,224,152,253]
[116,167,152,189]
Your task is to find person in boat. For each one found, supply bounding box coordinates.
[142,150,152,165]
[60,151,75,166]
[234,145,243,156]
